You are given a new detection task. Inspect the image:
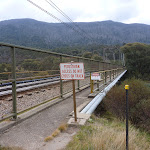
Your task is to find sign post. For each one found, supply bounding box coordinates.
[72,80,77,121]
[91,72,101,92]
[60,62,85,122]
[125,85,129,150]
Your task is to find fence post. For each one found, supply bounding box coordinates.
[60,55,63,98]
[77,58,80,90]
[11,47,17,119]
[90,72,93,93]
[105,71,107,85]
[97,61,100,90]
[110,70,111,82]
[113,69,114,79]
[97,80,99,91]
[116,68,118,76]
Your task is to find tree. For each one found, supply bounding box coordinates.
[22,59,41,71]
[92,54,103,61]
[121,43,150,80]
[0,63,11,80]
[82,52,92,59]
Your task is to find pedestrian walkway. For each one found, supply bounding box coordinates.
[0,86,93,150]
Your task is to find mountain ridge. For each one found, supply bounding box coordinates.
[1,18,150,49]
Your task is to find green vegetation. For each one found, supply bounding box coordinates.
[21,56,60,71]
[65,115,150,150]
[0,145,22,150]
[101,78,150,133]
[121,43,150,80]
[82,51,103,61]
[0,63,11,73]
[0,63,11,80]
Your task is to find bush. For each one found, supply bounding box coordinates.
[103,78,150,133]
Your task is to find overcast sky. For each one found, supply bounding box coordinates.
[0,0,150,25]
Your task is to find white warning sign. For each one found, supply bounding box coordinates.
[60,62,85,80]
[91,72,101,80]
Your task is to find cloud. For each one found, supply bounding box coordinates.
[111,1,139,22]
[0,0,150,25]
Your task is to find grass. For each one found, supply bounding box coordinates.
[44,123,68,142]
[0,146,22,150]
[102,78,150,133]
[44,135,54,142]
[51,129,60,137]
[65,115,150,150]
[58,123,68,132]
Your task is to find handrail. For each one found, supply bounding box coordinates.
[0,42,119,64]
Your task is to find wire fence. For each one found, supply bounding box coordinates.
[0,42,122,121]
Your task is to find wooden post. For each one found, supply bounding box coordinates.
[72,80,77,122]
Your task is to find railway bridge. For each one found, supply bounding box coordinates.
[0,43,126,149]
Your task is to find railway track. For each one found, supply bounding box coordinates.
[0,73,90,97]
[0,77,60,97]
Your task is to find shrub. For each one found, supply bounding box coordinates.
[103,78,150,133]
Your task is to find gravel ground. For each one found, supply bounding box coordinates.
[0,77,90,120]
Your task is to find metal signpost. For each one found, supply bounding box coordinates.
[60,62,85,122]
[91,72,101,92]
[125,85,129,150]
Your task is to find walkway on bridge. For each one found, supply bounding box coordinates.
[0,70,126,150]
[0,85,93,150]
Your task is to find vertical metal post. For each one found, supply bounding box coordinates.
[77,58,80,90]
[97,80,99,91]
[90,72,93,93]
[98,61,100,71]
[105,71,107,85]
[113,70,114,79]
[125,85,129,150]
[110,71,111,82]
[116,69,118,76]
[97,61,100,91]
[103,62,105,71]
[11,47,17,119]
[60,55,63,98]
[72,80,77,122]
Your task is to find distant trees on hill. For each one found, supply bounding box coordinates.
[121,42,150,80]
[1,19,150,49]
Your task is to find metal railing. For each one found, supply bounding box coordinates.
[0,42,122,121]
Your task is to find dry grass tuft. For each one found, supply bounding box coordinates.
[0,146,23,150]
[44,123,68,142]
[51,129,60,137]
[58,123,68,132]
[66,116,150,150]
[44,136,54,142]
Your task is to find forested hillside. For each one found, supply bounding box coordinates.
[1,19,150,49]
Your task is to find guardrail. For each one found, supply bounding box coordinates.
[0,42,123,121]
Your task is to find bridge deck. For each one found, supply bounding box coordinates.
[0,85,93,150]
[0,71,126,150]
